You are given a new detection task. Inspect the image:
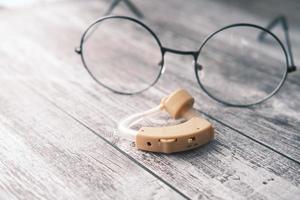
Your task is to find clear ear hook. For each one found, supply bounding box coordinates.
[118,105,162,141]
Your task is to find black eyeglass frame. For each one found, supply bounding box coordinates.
[76,15,296,107]
[195,23,290,107]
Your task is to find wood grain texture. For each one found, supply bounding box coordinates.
[0,80,185,200]
[2,0,299,161]
[129,0,300,162]
[0,0,300,199]
[16,73,300,199]
[101,0,300,162]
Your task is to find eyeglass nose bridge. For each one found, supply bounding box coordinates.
[162,47,198,57]
[161,47,202,70]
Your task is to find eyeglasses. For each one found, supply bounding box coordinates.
[75,15,297,107]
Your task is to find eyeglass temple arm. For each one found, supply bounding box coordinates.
[104,0,121,15]
[258,16,297,73]
[75,0,143,53]
[104,0,144,18]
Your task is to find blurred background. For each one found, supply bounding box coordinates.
[0,0,299,105]
[1,0,299,51]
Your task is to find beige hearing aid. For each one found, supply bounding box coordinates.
[118,89,214,153]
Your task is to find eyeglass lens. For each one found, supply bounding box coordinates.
[81,17,162,94]
[196,25,287,105]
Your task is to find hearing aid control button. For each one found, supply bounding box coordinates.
[188,137,196,144]
[159,138,176,143]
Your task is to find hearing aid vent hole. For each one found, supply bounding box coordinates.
[147,142,151,146]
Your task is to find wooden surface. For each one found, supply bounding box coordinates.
[0,0,299,199]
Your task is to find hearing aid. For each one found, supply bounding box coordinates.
[118,89,214,153]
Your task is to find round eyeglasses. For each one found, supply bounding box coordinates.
[76,16,296,107]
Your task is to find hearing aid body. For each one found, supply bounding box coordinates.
[118,89,214,153]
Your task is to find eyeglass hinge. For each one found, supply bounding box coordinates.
[75,47,82,54]
[195,63,203,71]
[287,65,297,73]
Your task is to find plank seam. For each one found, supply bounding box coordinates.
[26,84,191,200]
[156,87,300,164]
[197,109,300,165]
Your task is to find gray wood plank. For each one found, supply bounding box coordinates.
[2,0,299,162]
[0,0,299,199]
[131,0,300,58]
[105,0,300,161]
[0,80,184,200]
[8,58,300,199]
[1,15,299,200]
